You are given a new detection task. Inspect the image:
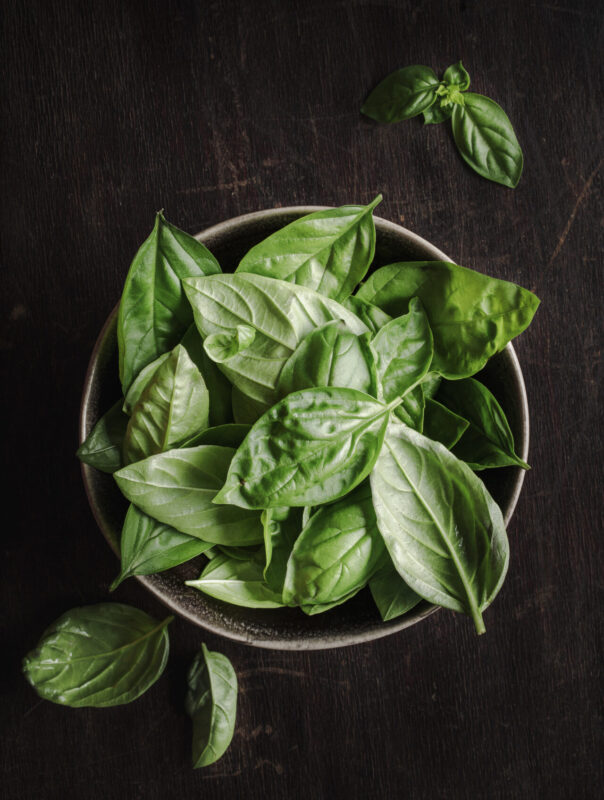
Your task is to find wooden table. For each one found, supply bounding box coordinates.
[3,1,602,797]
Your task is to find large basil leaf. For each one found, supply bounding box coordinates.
[369,562,422,622]
[123,345,210,463]
[114,446,263,545]
[182,423,251,449]
[231,386,270,425]
[262,506,303,596]
[371,420,509,633]
[362,66,440,122]
[277,322,377,398]
[186,553,284,608]
[282,483,386,606]
[371,297,433,401]
[118,213,221,394]
[356,261,539,378]
[438,378,529,469]
[236,198,381,301]
[423,397,469,449]
[451,93,523,188]
[77,400,129,473]
[183,273,368,405]
[110,504,212,590]
[343,295,392,333]
[186,644,238,768]
[22,604,171,707]
[213,387,396,510]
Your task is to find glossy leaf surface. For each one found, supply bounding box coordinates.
[443,61,470,91]
[423,397,469,449]
[186,553,284,608]
[369,561,422,621]
[262,506,303,596]
[204,324,256,363]
[362,66,440,122]
[182,423,251,449]
[77,400,128,473]
[342,295,392,333]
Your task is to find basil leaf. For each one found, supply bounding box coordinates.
[421,371,442,399]
[183,273,368,405]
[282,483,386,606]
[214,387,396,509]
[186,553,284,608]
[77,400,129,473]
[451,93,523,188]
[231,385,270,425]
[371,420,509,634]
[442,61,470,91]
[422,103,452,125]
[438,378,529,470]
[356,261,540,378]
[123,352,170,415]
[362,66,440,122]
[180,324,233,427]
[301,589,360,615]
[369,561,422,621]
[110,504,212,590]
[394,384,425,431]
[371,297,433,401]
[186,643,238,768]
[215,544,263,561]
[114,446,263,545]
[182,423,251,449]
[277,322,378,398]
[236,197,381,301]
[204,324,256,363]
[118,213,221,394]
[123,344,210,463]
[342,295,392,333]
[262,506,303,596]
[423,397,469,449]
[22,603,171,707]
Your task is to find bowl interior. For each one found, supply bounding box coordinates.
[81,208,529,650]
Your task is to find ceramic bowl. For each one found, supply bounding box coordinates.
[80,207,529,650]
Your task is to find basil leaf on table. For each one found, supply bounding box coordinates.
[183,273,368,405]
[356,261,540,378]
[362,66,440,122]
[22,603,171,707]
[369,562,422,622]
[118,212,221,395]
[442,60,470,91]
[371,420,509,634]
[262,506,303,596]
[423,397,469,449]
[451,93,523,188]
[77,399,129,473]
[282,482,386,607]
[277,321,378,398]
[186,553,284,608]
[236,197,381,302]
[231,385,270,425]
[110,504,213,590]
[123,344,210,463]
[213,387,398,510]
[181,423,251,449]
[343,295,392,333]
[438,378,529,470]
[114,446,263,545]
[186,643,238,768]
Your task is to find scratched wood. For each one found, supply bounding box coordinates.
[2,0,602,797]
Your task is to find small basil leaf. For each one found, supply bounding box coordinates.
[394,384,425,431]
[110,504,212,590]
[231,385,270,425]
[423,397,469,449]
[422,103,453,125]
[180,325,233,427]
[77,400,129,473]
[236,197,381,301]
[451,93,523,188]
[186,553,284,608]
[442,61,470,91]
[186,643,238,768]
[204,325,256,363]
[342,295,392,333]
[362,66,440,122]
[118,213,221,395]
[181,423,251,449]
[369,561,422,621]
[114,446,263,545]
[262,506,303,596]
[216,544,263,561]
[22,603,171,707]
[300,588,360,615]
[123,352,170,415]
[213,387,395,510]
[438,378,529,469]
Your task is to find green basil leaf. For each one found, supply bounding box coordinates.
[342,295,392,333]
[123,345,210,463]
[186,553,284,608]
[394,384,425,431]
[438,378,529,470]
[369,561,422,621]
[356,261,540,378]
[420,371,442,399]
[442,61,470,91]
[123,352,170,415]
[362,66,440,122]
[114,445,263,544]
[215,544,263,561]
[451,93,523,188]
[262,506,303,596]
[77,400,129,473]
[371,420,509,634]
[110,504,212,590]
[300,589,360,615]
[236,197,381,301]
[22,603,171,707]
[231,385,270,425]
[283,482,386,606]
[423,397,469,449]
[181,423,251,449]
[183,273,368,405]
[180,325,233,427]
[118,213,221,395]
[277,322,378,398]
[204,324,256,363]
[186,643,238,768]
[214,387,396,510]
[422,103,452,125]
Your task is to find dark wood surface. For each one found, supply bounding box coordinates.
[2,1,602,797]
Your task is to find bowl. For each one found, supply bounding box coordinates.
[80,207,529,650]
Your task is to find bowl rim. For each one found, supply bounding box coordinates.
[79,206,529,650]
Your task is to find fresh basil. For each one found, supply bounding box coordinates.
[343,295,392,333]
[369,561,422,622]
[23,603,171,707]
[204,324,256,363]
[186,643,238,768]
[231,385,270,425]
[180,324,233,427]
[362,66,440,122]
[422,103,452,125]
[262,506,303,596]
[123,352,170,415]
[422,397,469,449]
[394,384,425,431]
[443,61,470,92]
[77,400,129,473]
[181,423,251,449]
[301,589,360,615]
[186,553,284,608]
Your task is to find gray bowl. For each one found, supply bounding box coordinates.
[80,207,529,650]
